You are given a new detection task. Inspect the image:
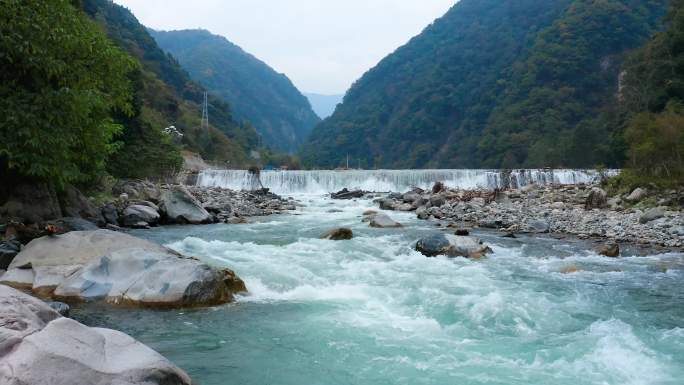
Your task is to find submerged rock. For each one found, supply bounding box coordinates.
[1,230,245,307]
[0,285,193,385]
[320,228,354,240]
[369,213,403,228]
[454,228,470,236]
[331,188,365,200]
[415,233,491,258]
[46,301,70,317]
[597,242,620,257]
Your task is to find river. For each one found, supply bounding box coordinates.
[72,170,683,385]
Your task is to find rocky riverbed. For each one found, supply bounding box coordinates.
[112,180,296,228]
[372,183,684,250]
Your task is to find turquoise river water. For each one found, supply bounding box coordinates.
[72,194,684,385]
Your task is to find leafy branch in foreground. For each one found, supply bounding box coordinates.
[0,0,136,186]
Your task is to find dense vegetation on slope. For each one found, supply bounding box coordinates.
[302,0,668,169]
[151,29,320,153]
[479,0,667,169]
[0,0,135,185]
[612,0,684,187]
[83,0,260,176]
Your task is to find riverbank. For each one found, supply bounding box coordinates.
[373,183,684,250]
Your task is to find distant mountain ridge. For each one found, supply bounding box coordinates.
[304,93,344,119]
[301,0,668,169]
[151,29,320,153]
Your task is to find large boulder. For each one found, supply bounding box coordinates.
[639,207,666,224]
[160,186,212,224]
[585,187,608,210]
[416,233,492,258]
[625,187,647,203]
[113,180,162,203]
[416,206,429,220]
[369,213,403,228]
[429,194,446,208]
[101,203,119,225]
[0,182,62,224]
[378,198,398,211]
[320,228,354,240]
[121,204,161,227]
[0,230,245,307]
[0,285,193,385]
[59,185,103,225]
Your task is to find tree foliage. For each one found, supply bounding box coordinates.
[0,0,136,185]
[617,0,684,185]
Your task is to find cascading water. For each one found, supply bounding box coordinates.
[196,169,617,194]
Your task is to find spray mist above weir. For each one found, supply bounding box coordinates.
[196,169,617,195]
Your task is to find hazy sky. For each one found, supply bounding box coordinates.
[113,0,456,94]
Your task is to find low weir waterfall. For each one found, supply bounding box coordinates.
[197,169,615,194]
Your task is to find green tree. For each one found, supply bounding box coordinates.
[616,0,684,186]
[0,0,136,186]
[624,106,684,182]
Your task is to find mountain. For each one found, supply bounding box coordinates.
[83,0,259,177]
[301,0,668,169]
[610,0,684,186]
[150,29,320,153]
[305,93,344,119]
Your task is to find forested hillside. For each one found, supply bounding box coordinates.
[302,0,669,169]
[83,0,260,176]
[612,0,684,186]
[151,29,320,153]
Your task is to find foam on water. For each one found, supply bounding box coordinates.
[73,194,683,385]
[197,169,616,194]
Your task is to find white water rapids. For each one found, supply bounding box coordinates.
[196,169,616,194]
